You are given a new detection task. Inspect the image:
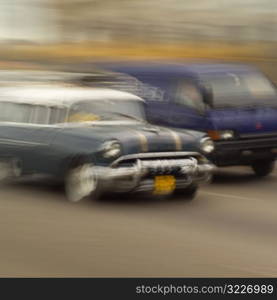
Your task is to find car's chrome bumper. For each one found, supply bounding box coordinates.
[95,153,215,193]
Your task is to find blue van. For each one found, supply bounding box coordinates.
[100,62,277,177]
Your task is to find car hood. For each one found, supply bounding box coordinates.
[57,121,204,155]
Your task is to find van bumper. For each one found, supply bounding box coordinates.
[211,136,277,166]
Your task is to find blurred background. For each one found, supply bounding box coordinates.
[0,0,277,66]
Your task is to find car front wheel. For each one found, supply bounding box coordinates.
[65,163,99,202]
[0,158,21,181]
[251,159,275,177]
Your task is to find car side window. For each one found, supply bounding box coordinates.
[49,107,68,124]
[243,74,277,98]
[0,102,32,123]
[0,102,69,125]
[30,105,69,124]
[32,105,51,124]
[174,80,205,112]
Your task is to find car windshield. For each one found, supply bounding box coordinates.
[66,99,146,123]
[205,72,277,108]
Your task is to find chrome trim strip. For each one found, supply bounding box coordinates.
[130,129,149,152]
[240,132,277,139]
[165,129,182,151]
[0,138,47,146]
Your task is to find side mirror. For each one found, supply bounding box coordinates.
[201,83,213,107]
[203,92,213,107]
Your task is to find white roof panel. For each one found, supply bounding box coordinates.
[0,85,143,107]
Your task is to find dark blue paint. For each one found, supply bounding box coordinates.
[99,62,277,166]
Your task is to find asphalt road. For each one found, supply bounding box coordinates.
[0,165,276,277]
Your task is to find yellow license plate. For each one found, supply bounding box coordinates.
[154,175,176,195]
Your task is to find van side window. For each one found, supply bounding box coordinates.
[174,81,205,112]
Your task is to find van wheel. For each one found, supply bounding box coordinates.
[65,163,99,202]
[174,183,198,201]
[251,160,275,177]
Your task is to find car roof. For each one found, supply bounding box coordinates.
[0,70,90,81]
[0,85,144,107]
[0,69,135,85]
[100,62,258,77]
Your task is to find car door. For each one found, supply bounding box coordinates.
[0,104,57,175]
[0,102,34,168]
[20,105,62,174]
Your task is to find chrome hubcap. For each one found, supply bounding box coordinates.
[66,164,97,202]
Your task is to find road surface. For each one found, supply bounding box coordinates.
[0,166,276,277]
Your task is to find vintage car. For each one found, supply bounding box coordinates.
[99,62,277,177]
[0,84,215,202]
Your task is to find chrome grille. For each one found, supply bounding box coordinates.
[139,158,198,176]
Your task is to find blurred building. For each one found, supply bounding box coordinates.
[0,0,277,43]
[0,0,59,43]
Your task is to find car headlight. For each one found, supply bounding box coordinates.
[208,130,234,140]
[102,140,122,158]
[200,137,215,154]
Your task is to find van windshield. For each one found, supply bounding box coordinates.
[205,72,277,108]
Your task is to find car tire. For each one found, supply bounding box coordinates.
[251,160,275,177]
[174,183,198,201]
[0,158,21,181]
[65,163,99,202]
